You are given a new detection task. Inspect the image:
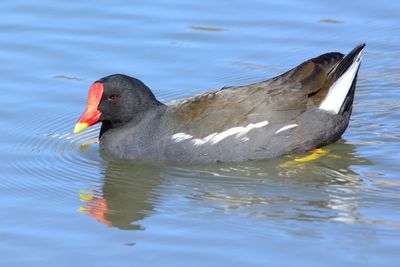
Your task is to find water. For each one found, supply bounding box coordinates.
[1,0,399,266]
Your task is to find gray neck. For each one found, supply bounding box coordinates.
[99,104,167,139]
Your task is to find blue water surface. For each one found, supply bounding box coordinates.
[0,0,399,266]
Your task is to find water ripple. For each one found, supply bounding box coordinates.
[6,110,104,199]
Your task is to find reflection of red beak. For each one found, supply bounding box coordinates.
[79,190,112,227]
[74,83,103,134]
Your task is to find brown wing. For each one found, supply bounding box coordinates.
[166,52,344,136]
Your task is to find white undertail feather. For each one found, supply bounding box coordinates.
[319,52,362,114]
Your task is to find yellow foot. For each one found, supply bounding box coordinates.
[279,148,330,168]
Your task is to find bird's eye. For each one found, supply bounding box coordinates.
[108,94,119,101]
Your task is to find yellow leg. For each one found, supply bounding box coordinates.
[279,148,330,168]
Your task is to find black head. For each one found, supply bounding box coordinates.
[98,74,163,126]
[74,74,164,134]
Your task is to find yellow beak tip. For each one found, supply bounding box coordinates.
[74,123,89,134]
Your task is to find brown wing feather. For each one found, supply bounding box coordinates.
[167,52,344,136]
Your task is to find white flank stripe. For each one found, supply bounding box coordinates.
[171,120,269,146]
[319,53,362,114]
[172,133,193,142]
[193,133,217,146]
[275,124,298,134]
[207,120,269,145]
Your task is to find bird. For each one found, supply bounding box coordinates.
[74,44,365,163]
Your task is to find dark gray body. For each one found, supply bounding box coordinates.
[99,104,352,163]
[99,44,364,163]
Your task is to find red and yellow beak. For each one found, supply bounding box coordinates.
[74,82,104,134]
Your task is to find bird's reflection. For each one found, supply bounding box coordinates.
[79,160,165,230]
[79,140,373,230]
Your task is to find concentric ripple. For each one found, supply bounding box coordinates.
[6,110,105,200]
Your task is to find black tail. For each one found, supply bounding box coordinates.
[327,43,365,83]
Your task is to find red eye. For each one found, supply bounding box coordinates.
[108,94,118,101]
